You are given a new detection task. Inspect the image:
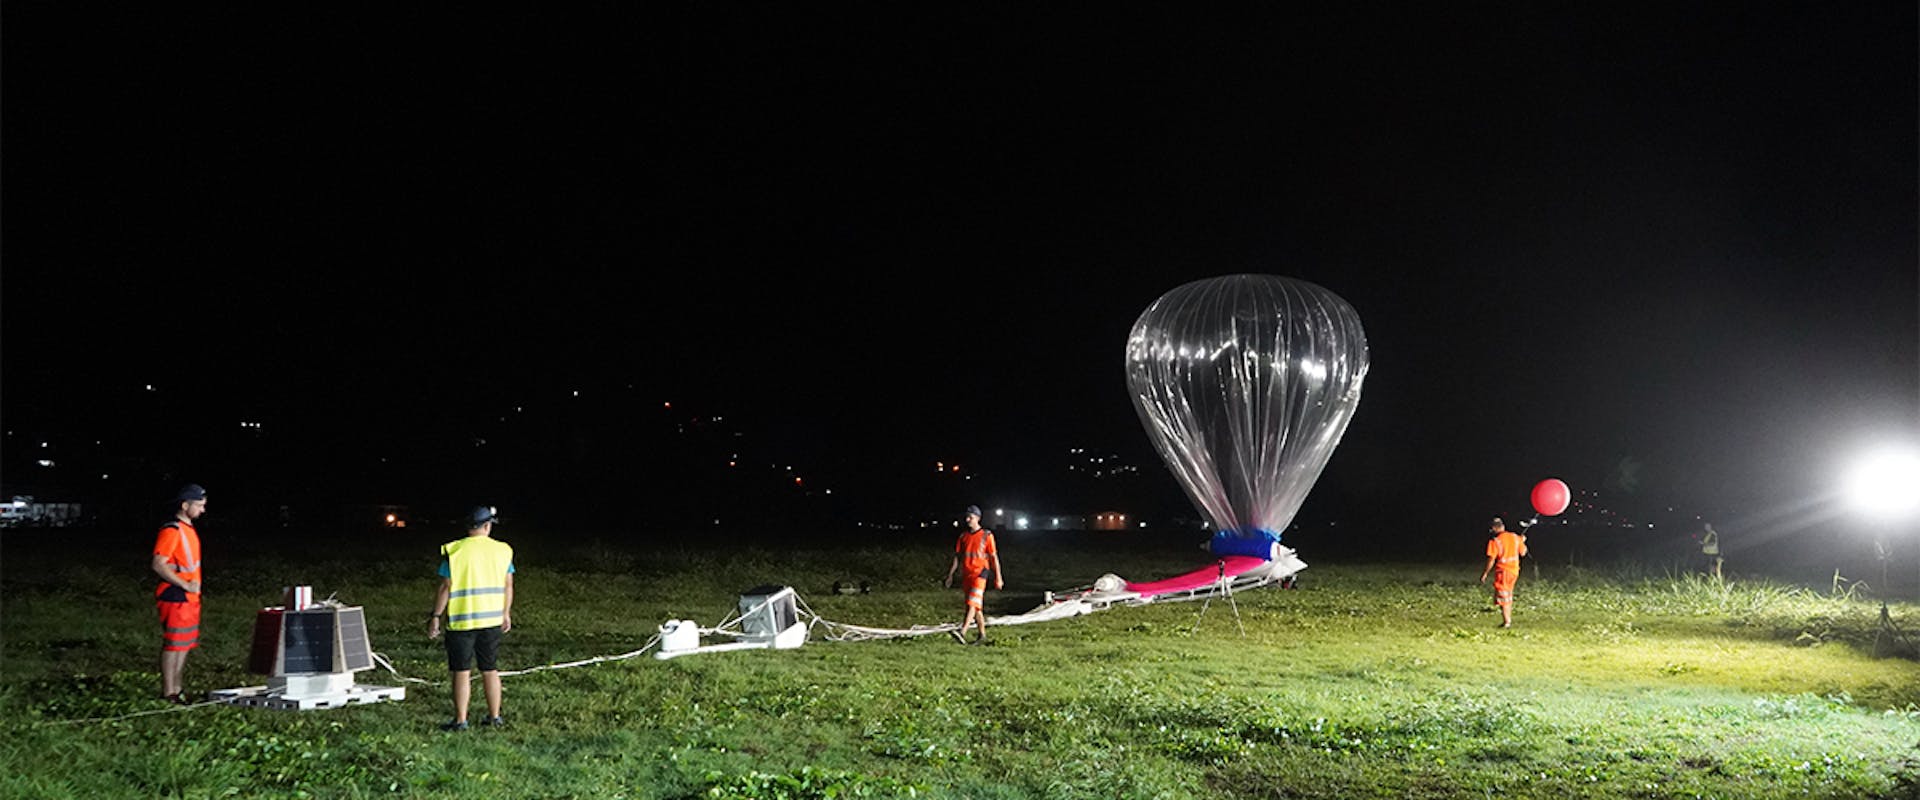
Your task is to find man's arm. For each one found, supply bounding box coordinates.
[944,555,959,587]
[151,553,200,594]
[501,572,514,633]
[427,578,451,639]
[1480,554,1496,583]
[989,552,1004,590]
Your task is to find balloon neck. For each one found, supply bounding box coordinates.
[1209,528,1282,560]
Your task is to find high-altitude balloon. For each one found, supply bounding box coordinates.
[1126,275,1369,552]
[1530,478,1570,516]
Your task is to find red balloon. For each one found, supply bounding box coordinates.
[1531,478,1571,516]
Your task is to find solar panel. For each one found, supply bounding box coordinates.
[281,610,337,673]
[336,607,373,671]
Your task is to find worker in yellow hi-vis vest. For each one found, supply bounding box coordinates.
[427,506,515,731]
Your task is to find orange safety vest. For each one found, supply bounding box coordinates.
[1486,531,1526,575]
[154,520,202,599]
[955,528,997,574]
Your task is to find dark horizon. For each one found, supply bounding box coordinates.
[4,7,1917,557]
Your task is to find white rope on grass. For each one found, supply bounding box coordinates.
[798,566,1290,641]
[495,634,661,677]
[35,696,248,727]
[371,652,436,686]
[369,634,665,685]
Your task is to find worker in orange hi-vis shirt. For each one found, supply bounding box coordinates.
[151,484,208,704]
[943,505,1003,645]
[1480,516,1528,628]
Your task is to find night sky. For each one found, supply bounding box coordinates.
[4,7,1916,552]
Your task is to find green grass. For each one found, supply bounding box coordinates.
[5,530,1920,798]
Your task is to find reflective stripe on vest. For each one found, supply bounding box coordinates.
[161,522,201,574]
[958,530,994,568]
[443,537,513,631]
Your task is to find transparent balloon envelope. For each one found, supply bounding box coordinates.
[1126,274,1369,554]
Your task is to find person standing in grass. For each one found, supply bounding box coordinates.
[1700,522,1723,580]
[427,506,515,731]
[1480,516,1528,628]
[944,505,1003,644]
[151,483,208,704]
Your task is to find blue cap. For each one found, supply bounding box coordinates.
[175,484,207,502]
[965,505,982,518]
[467,506,497,527]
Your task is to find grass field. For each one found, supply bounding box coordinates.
[5,527,1920,799]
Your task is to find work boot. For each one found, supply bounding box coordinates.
[949,629,966,645]
[480,715,506,727]
[439,719,469,732]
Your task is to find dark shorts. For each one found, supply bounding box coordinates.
[444,625,503,672]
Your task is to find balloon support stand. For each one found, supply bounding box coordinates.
[1191,561,1247,637]
[1871,542,1914,658]
[1874,603,1914,658]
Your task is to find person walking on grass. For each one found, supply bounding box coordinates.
[944,505,1003,645]
[1480,516,1528,628]
[427,506,515,731]
[151,484,208,704]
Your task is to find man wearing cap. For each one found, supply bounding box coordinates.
[427,506,515,731]
[1480,516,1528,628]
[151,484,207,703]
[943,505,1003,644]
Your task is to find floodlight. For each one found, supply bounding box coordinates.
[1845,448,1920,521]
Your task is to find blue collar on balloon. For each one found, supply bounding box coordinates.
[1209,528,1281,560]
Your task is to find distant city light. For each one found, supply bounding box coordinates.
[37,460,53,467]
[995,508,1004,516]
[573,390,580,397]
[145,385,154,391]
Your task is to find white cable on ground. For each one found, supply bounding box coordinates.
[369,634,666,685]
[495,634,661,677]
[35,696,244,727]
[371,651,436,685]
[801,567,1288,641]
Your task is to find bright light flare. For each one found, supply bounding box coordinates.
[1845,448,1920,520]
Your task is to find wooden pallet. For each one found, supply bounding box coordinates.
[211,683,406,711]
